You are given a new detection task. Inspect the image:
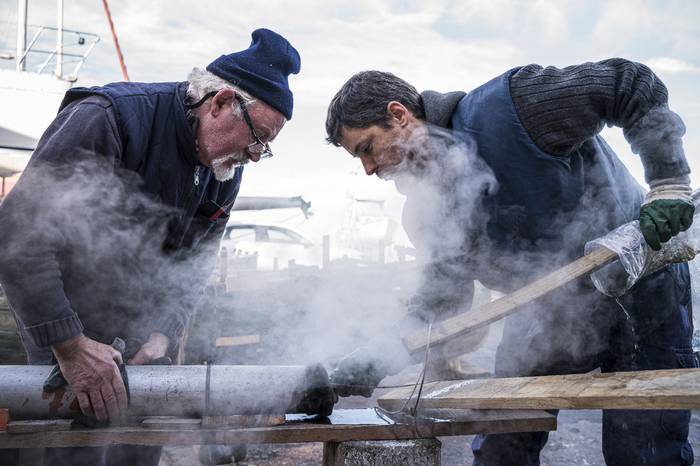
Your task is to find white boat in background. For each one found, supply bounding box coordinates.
[0,0,99,192]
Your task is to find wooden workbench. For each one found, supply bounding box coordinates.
[0,408,556,448]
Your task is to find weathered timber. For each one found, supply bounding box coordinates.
[401,246,617,356]
[201,414,285,427]
[0,408,556,448]
[7,419,71,433]
[141,417,201,429]
[378,368,700,411]
[215,334,260,347]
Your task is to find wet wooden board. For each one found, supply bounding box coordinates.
[215,334,260,347]
[0,408,555,448]
[141,417,202,429]
[6,419,71,433]
[401,247,617,357]
[201,414,285,427]
[378,368,700,411]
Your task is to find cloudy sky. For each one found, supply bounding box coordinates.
[1,0,699,243]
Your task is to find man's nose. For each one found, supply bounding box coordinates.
[360,156,377,176]
[248,151,262,163]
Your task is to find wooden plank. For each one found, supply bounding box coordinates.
[0,408,556,448]
[402,247,617,356]
[215,334,260,347]
[141,417,202,429]
[201,414,285,427]
[378,368,700,411]
[6,419,71,433]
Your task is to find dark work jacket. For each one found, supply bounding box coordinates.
[453,68,645,287]
[0,81,241,348]
[61,82,243,252]
[405,68,647,315]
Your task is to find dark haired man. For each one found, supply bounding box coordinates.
[326,60,696,465]
[0,29,299,466]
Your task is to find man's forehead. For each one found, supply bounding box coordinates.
[339,126,374,154]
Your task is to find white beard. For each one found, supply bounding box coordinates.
[211,152,248,181]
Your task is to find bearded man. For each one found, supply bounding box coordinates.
[0,28,299,466]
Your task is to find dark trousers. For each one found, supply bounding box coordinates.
[472,264,697,466]
[6,323,163,466]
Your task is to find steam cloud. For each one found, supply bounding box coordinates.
[0,123,677,393]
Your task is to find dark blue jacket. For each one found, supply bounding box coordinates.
[0,81,241,347]
[454,68,644,287]
[407,68,646,311]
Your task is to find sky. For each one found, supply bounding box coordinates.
[1,0,699,248]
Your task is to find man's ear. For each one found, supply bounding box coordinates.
[210,88,235,117]
[387,101,410,127]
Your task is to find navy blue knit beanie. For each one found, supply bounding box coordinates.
[206,29,300,120]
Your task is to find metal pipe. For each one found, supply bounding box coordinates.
[18,26,43,69]
[232,196,312,218]
[70,35,100,80]
[16,0,27,71]
[0,364,334,420]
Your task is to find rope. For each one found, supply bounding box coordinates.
[102,0,130,81]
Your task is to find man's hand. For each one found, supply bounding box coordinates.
[329,347,386,398]
[128,332,170,365]
[51,335,128,423]
[639,184,694,251]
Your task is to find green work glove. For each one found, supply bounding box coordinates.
[639,184,695,251]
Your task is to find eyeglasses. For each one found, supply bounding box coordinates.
[234,94,273,160]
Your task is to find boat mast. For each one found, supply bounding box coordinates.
[55,0,64,78]
[16,0,27,72]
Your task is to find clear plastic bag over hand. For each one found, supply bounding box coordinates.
[584,191,700,297]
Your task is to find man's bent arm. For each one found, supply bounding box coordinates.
[510,58,690,185]
[0,97,122,346]
[410,255,476,323]
[146,203,236,344]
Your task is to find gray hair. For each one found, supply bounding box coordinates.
[325,71,424,146]
[186,67,257,116]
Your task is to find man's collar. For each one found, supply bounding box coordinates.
[420,90,466,128]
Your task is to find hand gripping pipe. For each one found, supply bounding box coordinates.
[0,364,335,420]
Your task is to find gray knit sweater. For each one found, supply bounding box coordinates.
[512,58,689,186]
[422,58,690,187]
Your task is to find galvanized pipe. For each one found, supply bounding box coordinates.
[0,364,334,420]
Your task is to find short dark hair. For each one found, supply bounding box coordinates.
[325,71,424,146]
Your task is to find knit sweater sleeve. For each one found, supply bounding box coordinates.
[0,96,121,347]
[509,58,690,186]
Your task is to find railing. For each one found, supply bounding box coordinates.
[1,25,99,82]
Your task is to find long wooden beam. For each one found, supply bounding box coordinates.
[401,246,617,356]
[0,409,555,448]
[378,368,700,411]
